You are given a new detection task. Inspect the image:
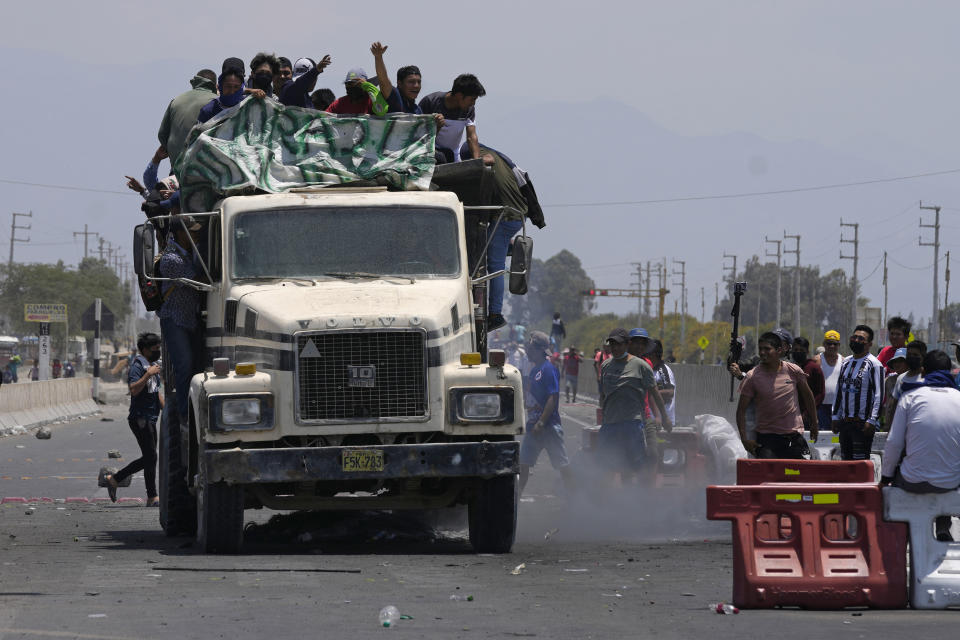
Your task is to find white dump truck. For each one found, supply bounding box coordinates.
[134,178,532,553]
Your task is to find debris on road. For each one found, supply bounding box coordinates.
[379,605,400,627]
[35,427,52,439]
[510,563,526,575]
[544,528,559,541]
[711,603,739,614]
[107,450,122,458]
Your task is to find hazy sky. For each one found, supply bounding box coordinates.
[4,1,960,333]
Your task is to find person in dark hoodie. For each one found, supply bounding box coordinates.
[157,69,217,166]
[279,55,332,108]
[249,52,280,97]
[197,58,264,124]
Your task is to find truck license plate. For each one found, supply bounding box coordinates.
[342,449,384,472]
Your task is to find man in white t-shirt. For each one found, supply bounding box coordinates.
[418,74,485,163]
[816,330,844,431]
[885,340,926,425]
[648,339,676,424]
[881,349,960,541]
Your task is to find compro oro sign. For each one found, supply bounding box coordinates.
[24,303,67,323]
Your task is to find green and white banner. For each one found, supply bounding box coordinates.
[178,98,436,212]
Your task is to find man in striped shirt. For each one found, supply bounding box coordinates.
[831,324,884,460]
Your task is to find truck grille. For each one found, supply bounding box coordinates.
[296,330,428,422]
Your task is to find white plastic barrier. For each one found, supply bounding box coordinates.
[883,486,960,609]
[695,414,748,484]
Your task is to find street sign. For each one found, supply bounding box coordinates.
[697,336,710,350]
[82,302,115,332]
[24,303,67,323]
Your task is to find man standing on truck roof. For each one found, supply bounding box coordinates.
[418,74,486,163]
[157,69,217,167]
[157,217,203,429]
[273,57,293,97]
[519,331,573,496]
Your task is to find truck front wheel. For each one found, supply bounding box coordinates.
[196,451,244,554]
[468,474,518,553]
[158,402,196,537]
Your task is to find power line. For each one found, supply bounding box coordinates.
[541,168,960,208]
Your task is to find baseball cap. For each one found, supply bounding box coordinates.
[527,331,551,356]
[824,330,841,342]
[628,328,650,340]
[889,347,908,363]
[293,58,315,80]
[606,328,629,344]
[344,67,368,83]
[774,327,793,346]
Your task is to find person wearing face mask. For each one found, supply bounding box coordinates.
[885,340,926,426]
[103,332,164,505]
[791,337,825,431]
[831,324,884,460]
[197,65,247,124]
[249,52,280,97]
[599,328,671,482]
[281,55,333,108]
[326,67,388,115]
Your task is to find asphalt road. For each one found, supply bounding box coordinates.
[1,398,958,639]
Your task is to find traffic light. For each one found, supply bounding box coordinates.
[582,289,609,297]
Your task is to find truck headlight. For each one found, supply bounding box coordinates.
[210,394,274,432]
[461,393,501,419]
[222,398,261,425]
[449,388,514,425]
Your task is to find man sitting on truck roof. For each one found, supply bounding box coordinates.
[273,56,293,97]
[419,73,486,163]
[326,67,388,115]
[279,55,333,108]
[197,65,247,124]
[157,68,217,166]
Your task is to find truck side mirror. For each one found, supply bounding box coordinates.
[133,224,156,278]
[508,235,533,295]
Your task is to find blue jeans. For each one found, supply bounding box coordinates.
[486,219,523,315]
[160,317,195,422]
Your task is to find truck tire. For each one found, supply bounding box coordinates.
[158,402,196,537]
[468,474,518,553]
[196,452,244,554]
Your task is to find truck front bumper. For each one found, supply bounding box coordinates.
[205,441,519,485]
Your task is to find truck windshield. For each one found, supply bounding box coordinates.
[232,206,461,280]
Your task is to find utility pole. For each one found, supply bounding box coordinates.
[673,259,687,346]
[882,251,888,346]
[9,211,32,267]
[722,252,737,286]
[630,262,644,321]
[765,237,782,328]
[700,286,705,324]
[920,202,941,349]
[643,261,652,320]
[944,251,951,345]
[840,219,860,335]
[784,231,801,335]
[98,237,106,261]
[73,224,98,259]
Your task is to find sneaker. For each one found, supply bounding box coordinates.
[146,497,159,507]
[487,314,506,332]
[105,474,118,503]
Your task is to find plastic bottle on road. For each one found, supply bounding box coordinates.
[379,605,400,627]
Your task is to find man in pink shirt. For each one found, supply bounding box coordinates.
[736,331,818,459]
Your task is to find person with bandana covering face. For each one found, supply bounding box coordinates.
[249,52,280,97]
[326,67,388,115]
[831,324,884,460]
[197,64,247,124]
[885,340,927,425]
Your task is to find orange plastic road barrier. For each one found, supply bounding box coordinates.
[706,483,908,609]
[737,459,875,486]
[656,429,707,489]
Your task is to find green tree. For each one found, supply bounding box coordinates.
[713,256,866,343]
[505,249,595,328]
[0,258,129,352]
